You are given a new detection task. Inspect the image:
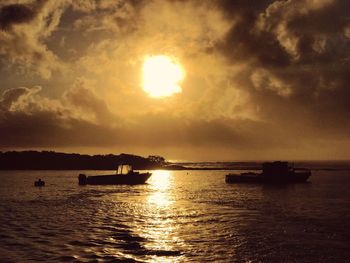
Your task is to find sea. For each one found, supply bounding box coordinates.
[0,162,350,262]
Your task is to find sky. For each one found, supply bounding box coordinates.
[0,0,349,161]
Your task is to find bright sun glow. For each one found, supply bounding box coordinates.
[142,55,185,98]
[148,170,172,207]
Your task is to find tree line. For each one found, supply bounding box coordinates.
[0,151,166,170]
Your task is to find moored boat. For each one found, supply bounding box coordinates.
[78,165,152,185]
[225,161,311,184]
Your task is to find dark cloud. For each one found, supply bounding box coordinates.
[214,0,350,138]
[256,0,350,63]
[0,82,348,160]
[217,0,349,66]
[0,84,295,156]
[0,0,64,78]
[63,80,116,124]
[0,84,122,148]
[217,0,273,16]
[0,87,31,109]
[0,2,39,30]
[220,24,290,67]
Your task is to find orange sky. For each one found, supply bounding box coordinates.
[0,0,350,161]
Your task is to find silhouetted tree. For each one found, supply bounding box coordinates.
[148,155,166,165]
[0,151,167,170]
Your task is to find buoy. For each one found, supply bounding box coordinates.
[34,179,45,187]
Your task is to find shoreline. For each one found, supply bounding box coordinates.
[1,167,350,171]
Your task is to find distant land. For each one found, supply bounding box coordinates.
[0,151,169,170]
[0,151,261,171]
[0,151,262,171]
[1,151,350,171]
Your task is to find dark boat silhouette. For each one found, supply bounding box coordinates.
[78,165,152,185]
[225,161,311,184]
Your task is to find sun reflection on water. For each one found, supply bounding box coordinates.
[149,170,171,190]
[147,170,172,207]
[139,170,185,261]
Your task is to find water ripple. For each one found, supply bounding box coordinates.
[0,170,350,262]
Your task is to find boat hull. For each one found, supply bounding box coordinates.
[225,171,311,184]
[78,172,152,185]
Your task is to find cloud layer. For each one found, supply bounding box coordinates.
[0,0,349,160]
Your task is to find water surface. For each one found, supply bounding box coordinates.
[0,170,349,262]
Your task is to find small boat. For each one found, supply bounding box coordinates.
[226,161,311,184]
[78,165,152,185]
[34,179,45,187]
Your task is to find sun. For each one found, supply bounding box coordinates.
[142,55,185,98]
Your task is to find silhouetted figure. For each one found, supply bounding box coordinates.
[34,178,45,187]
